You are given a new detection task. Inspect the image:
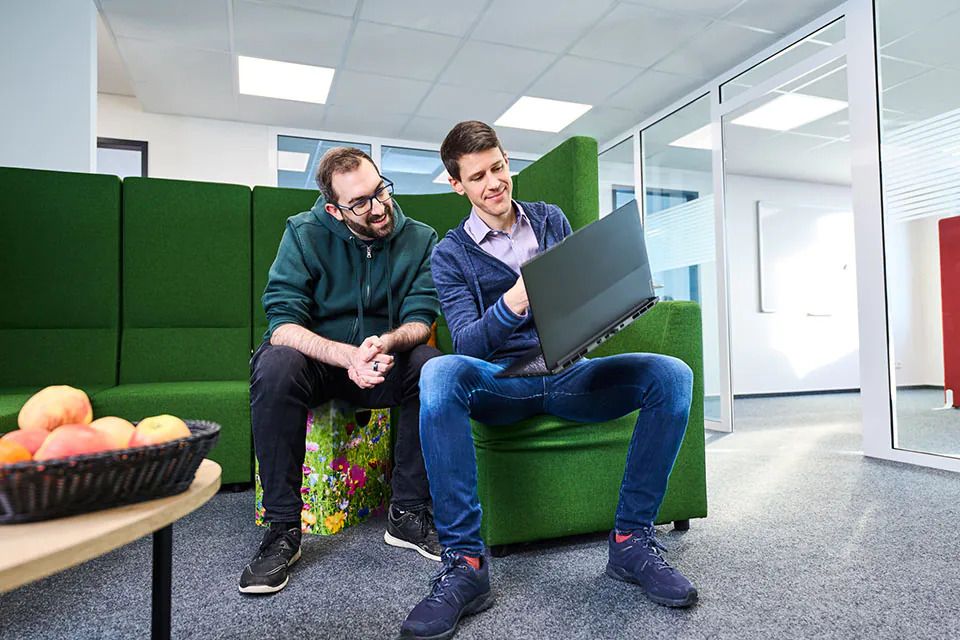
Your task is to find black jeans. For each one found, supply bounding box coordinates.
[250,341,442,524]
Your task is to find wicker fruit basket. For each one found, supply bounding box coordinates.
[0,420,220,524]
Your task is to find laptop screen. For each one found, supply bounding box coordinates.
[521,200,654,368]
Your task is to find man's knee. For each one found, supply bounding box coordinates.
[251,344,310,392]
[419,355,473,408]
[408,343,443,373]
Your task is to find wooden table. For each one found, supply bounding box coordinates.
[0,459,222,639]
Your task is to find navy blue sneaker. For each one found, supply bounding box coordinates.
[397,549,494,640]
[606,526,698,607]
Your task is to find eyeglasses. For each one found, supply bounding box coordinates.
[334,178,394,217]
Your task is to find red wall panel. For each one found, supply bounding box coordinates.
[939,216,960,406]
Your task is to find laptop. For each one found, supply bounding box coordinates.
[495,199,659,378]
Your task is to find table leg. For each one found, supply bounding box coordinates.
[152,524,173,640]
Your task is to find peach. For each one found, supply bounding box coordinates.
[129,415,191,448]
[33,424,113,461]
[18,385,93,431]
[0,429,49,455]
[0,440,32,465]
[90,416,136,450]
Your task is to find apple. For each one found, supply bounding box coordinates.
[1,429,49,455]
[129,415,191,448]
[34,424,113,461]
[90,416,136,450]
[18,385,93,431]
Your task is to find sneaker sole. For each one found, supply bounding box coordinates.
[384,530,442,562]
[605,563,698,608]
[397,590,494,640]
[238,547,302,595]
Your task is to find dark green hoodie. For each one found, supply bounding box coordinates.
[262,195,440,346]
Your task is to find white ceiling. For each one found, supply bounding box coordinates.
[95,0,848,155]
[599,2,960,188]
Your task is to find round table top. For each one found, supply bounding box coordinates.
[0,458,221,594]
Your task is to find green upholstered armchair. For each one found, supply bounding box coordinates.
[402,136,708,552]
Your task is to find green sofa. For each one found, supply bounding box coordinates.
[0,135,706,543]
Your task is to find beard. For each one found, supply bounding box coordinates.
[343,201,395,240]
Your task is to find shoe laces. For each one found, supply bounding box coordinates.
[425,550,466,603]
[628,527,675,573]
[256,526,298,560]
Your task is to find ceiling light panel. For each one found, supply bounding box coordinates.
[495,96,592,133]
[238,56,335,104]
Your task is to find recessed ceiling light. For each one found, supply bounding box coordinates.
[495,96,592,133]
[278,151,310,172]
[669,125,712,150]
[238,56,335,104]
[732,93,847,131]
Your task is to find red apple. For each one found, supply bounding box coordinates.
[1,429,50,455]
[18,385,93,431]
[34,424,113,461]
[90,416,136,450]
[129,415,191,448]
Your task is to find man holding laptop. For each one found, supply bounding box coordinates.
[396,121,697,640]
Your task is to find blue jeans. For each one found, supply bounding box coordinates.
[418,352,694,556]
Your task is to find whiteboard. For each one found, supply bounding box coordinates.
[757,201,857,316]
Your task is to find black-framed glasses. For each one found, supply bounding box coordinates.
[334,178,394,217]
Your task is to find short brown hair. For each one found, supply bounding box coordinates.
[316,146,376,203]
[440,121,505,182]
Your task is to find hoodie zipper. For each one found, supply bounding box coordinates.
[365,244,373,306]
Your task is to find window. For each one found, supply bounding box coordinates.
[277,135,371,190]
[96,138,147,178]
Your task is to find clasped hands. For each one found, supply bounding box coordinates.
[347,335,395,389]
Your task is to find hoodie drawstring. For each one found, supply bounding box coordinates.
[352,246,365,341]
[385,239,395,331]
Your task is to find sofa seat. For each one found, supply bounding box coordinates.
[92,381,251,484]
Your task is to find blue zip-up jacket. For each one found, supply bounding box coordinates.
[431,200,572,362]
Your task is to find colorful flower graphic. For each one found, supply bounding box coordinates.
[306,441,320,453]
[324,511,346,534]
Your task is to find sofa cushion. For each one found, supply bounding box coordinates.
[120,177,251,384]
[0,167,121,389]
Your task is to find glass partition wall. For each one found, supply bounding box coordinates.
[640,96,724,426]
[873,0,960,460]
[599,5,851,436]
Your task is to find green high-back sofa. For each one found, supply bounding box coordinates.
[0,136,707,543]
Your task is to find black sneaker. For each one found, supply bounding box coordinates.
[384,504,442,561]
[238,524,302,594]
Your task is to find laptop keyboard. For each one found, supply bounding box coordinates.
[515,352,547,375]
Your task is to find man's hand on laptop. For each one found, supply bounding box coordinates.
[347,337,394,388]
[503,275,530,317]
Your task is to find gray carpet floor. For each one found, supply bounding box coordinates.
[3,393,960,639]
[893,388,960,457]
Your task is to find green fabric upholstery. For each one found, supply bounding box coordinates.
[473,301,707,545]
[0,167,121,389]
[91,382,251,484]
[512,136,600,231]
[394,192,471,241]
[252,186,321,344]
[120,177,251,383]
[114,177,253,483]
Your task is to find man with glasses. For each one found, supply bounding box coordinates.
[240,146,443,594]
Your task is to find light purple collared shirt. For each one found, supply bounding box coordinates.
[464,202,539,274]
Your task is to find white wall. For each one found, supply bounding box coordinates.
[98,95,274,187]
[0,1,96,172]
[726,175,860,394]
